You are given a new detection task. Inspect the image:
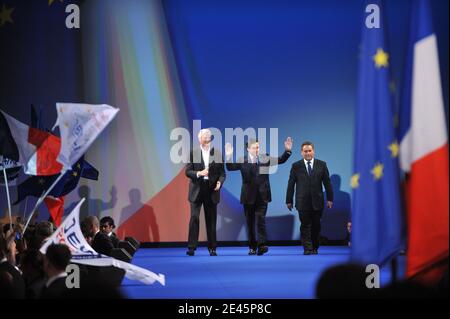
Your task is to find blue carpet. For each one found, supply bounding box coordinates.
[120,246,405,299]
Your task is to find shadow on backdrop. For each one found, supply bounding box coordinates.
[65,185,117,221]
[321,174,350,241]
[119,188,160,242]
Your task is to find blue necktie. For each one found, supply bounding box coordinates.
[307,161,312,176]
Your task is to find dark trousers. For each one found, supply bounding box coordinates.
[243,193,268,249]
[298,210,323,251]
[188,180,217,249]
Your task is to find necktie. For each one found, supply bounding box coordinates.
[307,161,312,176]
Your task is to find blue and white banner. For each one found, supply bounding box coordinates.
[53,103,119,170]
[40,198,165,286]
[0,155,21,186]
[0,155,20,170]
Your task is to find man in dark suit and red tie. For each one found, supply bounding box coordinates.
[286,141,333,255]
[185,129,226,256]
[225,137,292,256]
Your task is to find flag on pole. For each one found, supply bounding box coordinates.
[40,198,165,286]
[0,155,20,170]
[14,156,97,204]
[399,0,449,283]
[79,159,99,181]
[30,104,44,130]
[44,196,65,226]
[0,111,62,175]
[53,103,119,170]
[351,0,404,266]
[0,156,21,185]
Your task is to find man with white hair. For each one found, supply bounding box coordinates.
[185,129,226,256]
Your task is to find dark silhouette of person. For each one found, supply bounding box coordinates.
[120,189,159,243]
[66,185,117,221]
[321,174,351,242]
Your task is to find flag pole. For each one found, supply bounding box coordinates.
[23,197,29,221]
[22,170,66,234]
[2,168,13,230]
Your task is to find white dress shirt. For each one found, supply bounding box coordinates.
[197,145,210,180]
[248,153,258,164]
[304,158,314,172]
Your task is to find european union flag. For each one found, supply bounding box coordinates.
[351,1,404,266]
[14,155,98,204]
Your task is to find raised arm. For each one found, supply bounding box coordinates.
[225,142,242,171]
[268,136,293,166]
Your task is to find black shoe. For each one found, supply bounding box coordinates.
[186,248,195,256]
[303,250,312,255]
[208,248,217,256]
[312,249,318,255]
[248,248,257,255]
[257,246,268,256]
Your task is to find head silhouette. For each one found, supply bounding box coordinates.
[78,185,91,199]
[330,174,341,191]
[129,189,141,205]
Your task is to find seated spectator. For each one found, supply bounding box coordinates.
[20,249,46,299]
[40,244,71,299]
[26,221,54,251]
[0,271,14,299]
[100,216,120,248]
[84,216,114,256]
[0,233,25,299]
[80,220,92,245]
[62,275,124,299]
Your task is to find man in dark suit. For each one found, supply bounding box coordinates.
[40,244,71,299]
[225,137,292,255]
[100,216,120,248]
[84,216,114,256]
[286,141,333,255]
[185,129,226,256]
[0,235,25,299]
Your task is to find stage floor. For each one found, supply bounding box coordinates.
[120,246,405,299]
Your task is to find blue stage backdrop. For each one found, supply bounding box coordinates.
[0,0,448,243]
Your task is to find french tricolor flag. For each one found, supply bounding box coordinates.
[399,0,449,283]
[0,110,62,176]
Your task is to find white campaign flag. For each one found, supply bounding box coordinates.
[40,198,165,286]
[53,103,119,170]
[0,156,20,186]
[0,155,20,170]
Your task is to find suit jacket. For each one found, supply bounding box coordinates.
[185,147,226,204]
[0,261,26,299]
[110,232,120,248]
[92,231,114,256]
[286,158,333,211]
[227,151,291,204]
[40,277,67,299]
